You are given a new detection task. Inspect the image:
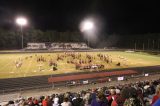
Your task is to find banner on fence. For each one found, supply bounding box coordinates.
[117,76,124,81]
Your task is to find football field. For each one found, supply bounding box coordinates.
[0,51,160,79]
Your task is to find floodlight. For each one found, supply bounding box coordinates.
[16,17,28,49]
[80,20,94,32]
[16,17,27,26]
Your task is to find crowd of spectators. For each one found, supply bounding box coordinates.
[3,78,160,106]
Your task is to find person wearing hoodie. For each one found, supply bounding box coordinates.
[91,93,99,106]
[72,94,83,106]
[97,93,108,106]
[152,84,160,105]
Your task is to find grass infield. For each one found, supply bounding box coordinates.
[0,51,160,79]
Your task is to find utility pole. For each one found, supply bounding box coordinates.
[148,39,150,50]
[158,39,160,51]
[134,42,137,51]
[153,40,155,50]
[143,43,145,51]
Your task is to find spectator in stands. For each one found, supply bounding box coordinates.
[8,100,14,106]
[14,100,20,106]
[47,96,53,106]
[52,94,59,106]
[111,89,124,106]
[3,78,160,106]
[107,88,116,106]
[33,98,39,106]
[123,87,144,106]
[72,93,83,106]
[91,91,99,106]
[27,97,34,106]
[42,96,48,106]
[61,97,72,106]
[97,92,108,106]
[82,93,92,106]
[18,99,25,106]
[153,98,160,106]
[152,84,160,105]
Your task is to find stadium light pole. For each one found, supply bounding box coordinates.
[16,17,27,49]
[80,20,94,47]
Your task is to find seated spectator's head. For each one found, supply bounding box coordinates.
[97,92,106,101]
[83,93,91,105]
[156,84,160,96]
[92,88,97,93]
[105,90,110,97]
[116,89,120,95]
[51,94,55,98]
[84,93,91,100]
[40,96,45,101]
[110,89,116,95]
[76,93,81,98]
[121,87,137,99]
[63,97,69,102]
[8,100,14,105]
[64,92,70,98]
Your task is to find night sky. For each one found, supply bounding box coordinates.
[0,0,159,34]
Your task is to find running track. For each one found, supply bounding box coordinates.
[48,70,137,83]
[0,65,160,93]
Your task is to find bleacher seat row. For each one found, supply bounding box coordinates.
[26,42,89,50]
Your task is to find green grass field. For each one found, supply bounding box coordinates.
[0,51,160,79]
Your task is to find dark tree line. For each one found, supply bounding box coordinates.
[0,28,160,50]
[117,33,160,50]
[0,28,84,49]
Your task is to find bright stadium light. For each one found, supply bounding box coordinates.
[80,19,95,46]
[16,17,27,26]
[81,21,94,32]
[16,17,28,49]
[80,20,94,32]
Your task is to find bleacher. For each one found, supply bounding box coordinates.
[26,42,89,50]
[50,42,89,50]
[26,43,47,50]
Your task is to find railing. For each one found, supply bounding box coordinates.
[1,72,160,95]
[0,72,160,103]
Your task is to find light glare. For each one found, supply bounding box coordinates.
[16,17,27,26]
[80,20,94,32]
[83,21,93,31]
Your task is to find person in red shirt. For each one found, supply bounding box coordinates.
[111,89,125,106]
[152,85,160,105]
[33,98,39,105]
[107,89,117,106]
[42,96,48,106]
